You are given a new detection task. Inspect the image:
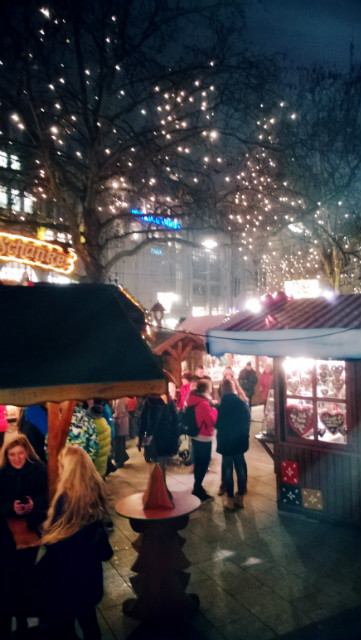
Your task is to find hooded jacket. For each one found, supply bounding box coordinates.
[186,392,217,441]
[215,392,250,455]
[88,409,111,478]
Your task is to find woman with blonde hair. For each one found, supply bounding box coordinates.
[37,445,113,640]
[218,366,248,403]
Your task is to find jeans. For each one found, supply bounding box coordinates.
[222,453,247,498]
[192,439,212,494]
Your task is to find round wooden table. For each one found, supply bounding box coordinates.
[115,491,200,622]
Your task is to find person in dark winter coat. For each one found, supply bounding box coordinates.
[37,445,113,640]
[238,361,258,408]
[0,515,17,639]
[138,394,179,467]
[0,434,48,634]
[19,404,48,462]
[0,433,48,532]
[216,379,250,511]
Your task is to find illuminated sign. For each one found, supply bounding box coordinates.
[131,208,181,230]
[0,232,77,275]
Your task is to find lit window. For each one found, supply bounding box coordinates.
[0,186,7,207]
[10,155,21,170]
[283,358,347,446]
[0,151,7,167]
[24,193,33,213]
[10,189,21,211]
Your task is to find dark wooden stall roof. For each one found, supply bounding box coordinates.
[0,283,166,405]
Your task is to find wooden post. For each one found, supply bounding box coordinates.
[47,400,76,500]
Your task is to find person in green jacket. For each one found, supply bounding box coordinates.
[87,404,111,479]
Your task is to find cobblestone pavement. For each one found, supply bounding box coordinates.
[95,406,360,640]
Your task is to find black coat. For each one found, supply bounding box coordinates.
[139,396,179,457]
[0,459,48,530]
[215,393,250,456]
[36,520,113,621]
[238,367,258,397]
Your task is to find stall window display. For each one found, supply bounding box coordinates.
[283,358,347,446]
[263,390,275,436]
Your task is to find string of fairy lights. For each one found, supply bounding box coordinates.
[1,4,360,294]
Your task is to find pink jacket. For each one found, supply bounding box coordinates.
[0,405,8,433]
[259,370,273,402]
[176,383,190,411]
[187,393,217,441]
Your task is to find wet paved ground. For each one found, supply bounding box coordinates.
[97,406,360,640]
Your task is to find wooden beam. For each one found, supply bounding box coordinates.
[47,401,76,500]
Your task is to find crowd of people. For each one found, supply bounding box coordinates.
[136,360,273,509]
[0,360,272,637]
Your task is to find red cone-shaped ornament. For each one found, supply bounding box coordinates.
[142,463,174,510]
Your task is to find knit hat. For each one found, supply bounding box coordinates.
[88,404,103,419]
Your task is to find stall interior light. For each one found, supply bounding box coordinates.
[322,289,336,301]
[157,291,179,313]
[245,297,262,313]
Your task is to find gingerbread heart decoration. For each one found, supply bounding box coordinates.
[288,378,300,394]
[331,365,344,381]
[332,380,344,395]
[320,411,345,434]
[318,363,329,383]
[301,376,312,391]
[286,405,313,437]
[319,364,329,374]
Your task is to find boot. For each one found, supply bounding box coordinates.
[234,493,244,509]
[223,496,236,511]
[218,483,226,496]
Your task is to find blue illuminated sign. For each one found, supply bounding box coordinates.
[131,208,181,230]
[151,248,163,255]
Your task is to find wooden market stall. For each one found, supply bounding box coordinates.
[207,293,361,527]
[153,314,266,402]
[152,315,226,387]
[0,283,166,497]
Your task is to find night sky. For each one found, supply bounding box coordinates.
[245,0,361,67]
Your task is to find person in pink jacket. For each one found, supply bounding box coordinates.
[258,364,273,413]
[176,372,192,412]
[186,379,217,501]
[0,405,8,448]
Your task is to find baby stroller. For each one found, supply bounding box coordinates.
[175,409,193,465]
[177,433,192,466]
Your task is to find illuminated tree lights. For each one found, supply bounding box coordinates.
[0,2,359,292]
